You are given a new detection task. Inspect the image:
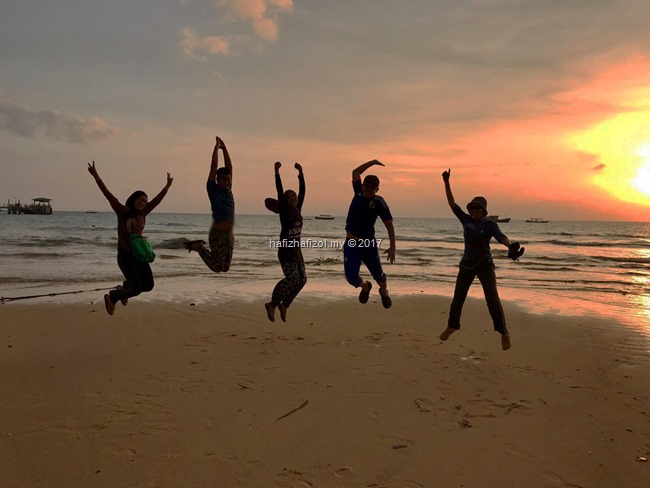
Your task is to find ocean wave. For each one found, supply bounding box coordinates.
[5,252,66,259]
[154,238,194,250]
[543,239,650,248]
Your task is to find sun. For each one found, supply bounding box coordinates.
[631,144,650,196]
[570,112,650,206]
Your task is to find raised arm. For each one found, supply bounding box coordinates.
[295,162,305,210]
[144,172,173,215]
[274,161,284,200]
[219,137,233,180]
[442,168,455,208]
[87,161,125,214]
[208,137,219,182]
[352,159,384,181]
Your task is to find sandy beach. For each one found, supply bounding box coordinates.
[1,295,648,488]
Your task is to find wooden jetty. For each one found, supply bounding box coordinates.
[3,198,53,215]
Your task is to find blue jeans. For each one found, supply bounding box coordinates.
[343,241,386,287]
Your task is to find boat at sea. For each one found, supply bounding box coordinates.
[525,217,549,223]
[487,215,511,223]
[5,198,53,215]
[315,214,335,220]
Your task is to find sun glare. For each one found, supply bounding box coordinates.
[570,112,650,206]
[632,144,650,196]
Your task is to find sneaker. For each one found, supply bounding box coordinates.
[104,294,115,316]
[358,282,372,304]
[501,333,511,351]
[379,290,392,309]
[439,327,456,341]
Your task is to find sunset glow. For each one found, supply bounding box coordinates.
[571,113,650,207]
[2,2,650,220]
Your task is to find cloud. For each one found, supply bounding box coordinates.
[0,99,119,143]
[213,0,293,41]
[181,27,230,59]
[592,163,606,171]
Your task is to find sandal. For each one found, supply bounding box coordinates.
[358,282,372,304]
[184,239,206,253]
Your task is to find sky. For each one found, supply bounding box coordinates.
[2,0,650,220]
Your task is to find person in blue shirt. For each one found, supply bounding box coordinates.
[185,136,235,272]
[439,168,516,350]
[344,159,396,309]
[264,161,307,322]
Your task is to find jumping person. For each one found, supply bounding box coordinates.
[185,136,234,272]
[265,162,307,322]
[87,161,173,315]
[439,168,524,350]
[344,159,396,308]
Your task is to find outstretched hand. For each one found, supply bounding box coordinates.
[294,162,303,173]
[384,246,395,264]
[274,161,282,173]
[215,136,222,148]
[166,172,174,188]
[87,161,99,180]
[442,168,451,183]
[368,159,385,167]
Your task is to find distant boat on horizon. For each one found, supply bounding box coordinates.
[85,210,98,214]
[315,214,335,220]
[525,217,549,223]
[487,215,511,223]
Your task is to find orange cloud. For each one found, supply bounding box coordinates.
[213,0,293,41]
[181,27,230,59]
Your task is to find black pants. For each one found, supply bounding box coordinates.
[271,247,307,307]
[448,260,507,334]
[108,250,154,304]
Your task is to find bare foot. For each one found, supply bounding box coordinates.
[104,294,115,316]
[440,327,456,341]
[279,303,287,322]
[265,302,275,322]
[116,285,128,306]
[501,333,511,351]
[184,240,206,253]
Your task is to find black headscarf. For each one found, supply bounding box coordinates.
[125,190,147,218]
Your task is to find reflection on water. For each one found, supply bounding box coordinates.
[2,212,650,339]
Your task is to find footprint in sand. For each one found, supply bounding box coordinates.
[543,470,586,488]
[415,398,433,413]
[333,467,354,479]
[274,468,314,487]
